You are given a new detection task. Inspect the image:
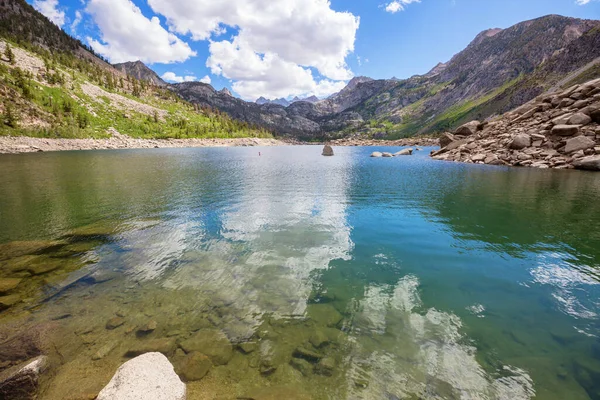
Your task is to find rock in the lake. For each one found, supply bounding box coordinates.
[106,316,125,330]
[564,136,596,154]
[293,347,323,362]
[454,121,481,136]
[370,152,382,158]
[96,352,185,400]
[238,342,257,354]
[125,338,176,357]
[309,330,330,349]
[290,357,313,376]
[137,320,157,334]
[509,134,531,150]
[568,113,592,126]
[0,241,65,262]
[0,356,48,400]
[573,155,600,171]
[314,357,336,376]
[179,329,233,366]
[322,145,334,156]
[382,152,393,157]
[0,295,21,310]
[176,352,212,382]
[306,303,343,327]
[552,125,580,136]
[394,148,413,156]
[241,386,311,400]
[0,279,21,295]
[92,342,117,360]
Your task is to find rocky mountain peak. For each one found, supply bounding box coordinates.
[219,87,232,96]
[113,60,167,87]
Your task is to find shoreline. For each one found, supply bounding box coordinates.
[0,135,439,154]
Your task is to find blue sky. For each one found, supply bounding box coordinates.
[28,0,599,101]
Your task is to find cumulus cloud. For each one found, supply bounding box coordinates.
[85,0,196,64]
[575,0,595,4]
[33,0,66,27]
[384,0,421,13]
[161,72,198,83]
[147,0,358,99]
[199,75,211,84]
[71,10,82,32]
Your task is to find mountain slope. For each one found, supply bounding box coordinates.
[113,61,167,87]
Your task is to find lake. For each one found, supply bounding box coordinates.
[0,145,599,400]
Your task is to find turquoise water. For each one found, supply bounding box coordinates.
[0,145,599,399]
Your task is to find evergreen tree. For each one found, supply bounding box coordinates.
[4,43,15,64]
[3,101,18,128]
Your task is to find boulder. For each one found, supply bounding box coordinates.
[567,113,592,126]
[370,152,382,158]
[176,352,211,382]
[471,154,486,162]
[439,132,455,148]
[590,108,600,123]
[382,152,394,158]
[106,316,125,330]
[321,145,334,156]
[0,356,48,400]
[314,357,336,377]
[96,353,186,400]
[0,279,21,295]
[564,136,596,154]
[509,134,531,150]
[0,295,21,310]
[179,329,233,366]
[573,155,600,171]
[394,148,413,156]
[454,121,480,136]
[552,125,580,136]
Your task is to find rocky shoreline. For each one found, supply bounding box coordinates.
[431,77,600,171]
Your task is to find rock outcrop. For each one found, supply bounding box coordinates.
[96,352,186,400]
[431,77,600,171]
[322,145,334,156]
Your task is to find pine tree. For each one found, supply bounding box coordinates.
[4,43,15,65]
[3,101,18,128]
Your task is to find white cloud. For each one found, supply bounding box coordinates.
[575,0,594,4]
[161,72,198,83]
[384,0,421,13]
[71,10,82,32]
[33,0,66,27]
[147,0,359,99]
[199,75,211,84]
[207,37,346,100]
[85,0,196,64]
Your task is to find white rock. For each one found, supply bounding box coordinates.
[97,352,186,400]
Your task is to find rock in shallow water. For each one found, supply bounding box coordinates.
[176,352,211,382]
[573,155,600,171]
[394,148,413,156]
[0,356,48,400]
[370,152,382,158]
[179,329,232,366]
[97,352,186,400]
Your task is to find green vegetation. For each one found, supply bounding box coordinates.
[3,43,14,64]
[0,39,271,140]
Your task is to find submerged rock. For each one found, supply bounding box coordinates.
[0,295,21,311]
[106,316,125,330]
[306,303,343,327]
[322,145,334,156]
[96,352,185,400]
[0,241,65,261]
[179,329,233,366]
[137,320,157,334]
[0,279,21,295]
[293,347,323,362]
[176,352,211,382]
[241,386,311,400]
[314,357,336,376]
[290,358,313,376]
[92,342,117,361]
[0,356,48,400]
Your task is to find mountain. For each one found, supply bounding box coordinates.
[113,61,166,87]
[254,95,321,107]
[173,14,599,141]
[0,2,270,140]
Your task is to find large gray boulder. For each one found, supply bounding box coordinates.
[552,125,580,136]
[567,113,592,126]
[97,352,186,400]
[0,356,48,400]
[509,134,531,150]
[322,145,334,156]
[573,155,600,171]
[454,121,481,136]
[439,132,455,148]
[564,136,596,154]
